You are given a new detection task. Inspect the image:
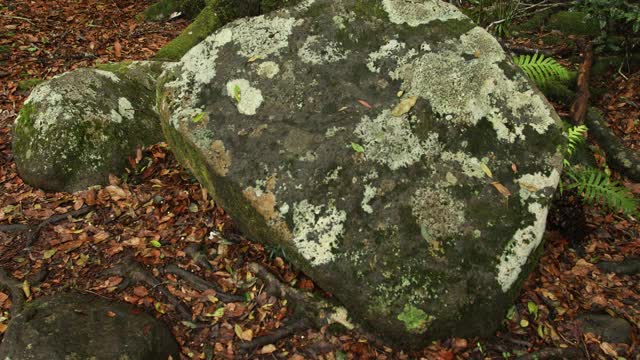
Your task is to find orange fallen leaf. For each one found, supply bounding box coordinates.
[491,182,511,197]
[357,99,372,109]
[114,40,122,58]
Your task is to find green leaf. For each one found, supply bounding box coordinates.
[149,240,162,248]
[233,85,241,103]
[513,53,570,88]
[43,249,57,259]
[192,112,205,123]
[212,307,225,318]
[351,142,365,153]
[527,301,538,319]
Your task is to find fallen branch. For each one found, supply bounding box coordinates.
[596,258,640,275]
[105,256,192,320]
[164,263,245,303]
[0,268,26,318]
[570,38,593,124]
[0,206,93,248]
[585,108,640,182]
[239,318,310,352]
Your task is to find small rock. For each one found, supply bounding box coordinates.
[577,313,633,344]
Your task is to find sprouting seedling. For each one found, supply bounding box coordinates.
[233,85,241,103]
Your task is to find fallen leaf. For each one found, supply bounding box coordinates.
[43,249,57,259]
[491,182,512,197]
[599,342,618,357]
[391,96,417,117]
[357,99,372,109]
[106,311,116,318]
[114,40,121,58]
[258,344,277,354]
[480,163,493,178]
[22,280,30,298]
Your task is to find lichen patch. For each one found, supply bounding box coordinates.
[412,186,465,240]
[298,35,350,65]
[226,79,264,116]
[292,200,346,266]
[496,202,549,292]
[257,61,280,79]
[382,0,464,27]
[231,15,297,59]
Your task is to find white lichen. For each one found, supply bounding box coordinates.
[298,35,349,65]
[439,151,485,179]
[292,200,347,266]
[515,169,561,202]
[361,184,377,214]
[117,97,135,121]
[95,69,121,83]
[382,0,465,27]
[496,202,549,292]
[354,110,442,170]
[231,16,297,59]
[328,306,355,329]
[226,79,264,116]
[367,40,406,73]
[257,61,280,79]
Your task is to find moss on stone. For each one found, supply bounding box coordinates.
[155,4,222,60]
[94,61,134,75]
[397,304,432,334]
[17,78,44,91]
[546,11,600,36]
[513,9,554,32]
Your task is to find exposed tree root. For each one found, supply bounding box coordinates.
[184,243,213,271]
[515,347,583,360]
[0,206,93,249]
[105,256,192,320]
[596,258,640,275]
[0,268,25,318]
[585,108,640,182]
[570,39,593,124]
[238,262,354,352]
[164,263,244,303]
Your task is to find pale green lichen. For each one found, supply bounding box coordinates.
[382,0,464,27]
[515,169,560,202]
[298,35,350,65]
[232,15,297,59]
[367,40,406,73]
[439,151,485,179]
[225,79,263,115]
[292,199,346,266]
[354,109,442,170]
[361,184,376,214]
[397,304,433,334]
[256,61,280,78]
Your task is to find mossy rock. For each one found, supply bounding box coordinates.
[13,61,165,192]
[142,0,207,21]
[546,11,600,37]
[17,78,44,91]
[158,0,564,348]
[0,292,180,360]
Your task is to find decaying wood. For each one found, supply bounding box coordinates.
[570,39,593,124]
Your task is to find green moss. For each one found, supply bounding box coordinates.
[546,11,599,36]
[513,9,554,32]
[17,78,44,92]
[397,304,432,334]
[260,0,300,13]
[155,4,220,60]
[353,0,388,20]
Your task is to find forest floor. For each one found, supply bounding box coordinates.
[0,1,638,359]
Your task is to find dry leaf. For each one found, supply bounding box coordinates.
[519,182,540,192]
[391,96,417,117]
[491,182,511,197]
[114,40,122,58]
[357,99,373,109]
[599,342,618,357]
[258,344,277,354]
[480,163,493,178]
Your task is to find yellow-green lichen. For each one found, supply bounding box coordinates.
[397,304,433,334]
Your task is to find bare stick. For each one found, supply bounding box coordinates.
[164,264,245,303]
[570,38,593,124]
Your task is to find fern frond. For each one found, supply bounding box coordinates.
[513,53,570,88]
[565,124,588,158]
[565,167,638,216]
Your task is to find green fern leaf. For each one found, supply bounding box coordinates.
[565,167,638,216]
[513,53,570,88]
[565,124,588,159]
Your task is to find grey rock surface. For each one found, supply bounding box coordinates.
[157,0,565,347]
[13,61,165,193]
[0,292,180,360]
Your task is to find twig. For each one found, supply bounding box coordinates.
[0,14,35,25]
[570,38,593,124]
[164,263,245,303]
[239,318,310,351]
[0,206,93,248]
[0,268,26,318]
[105,256,192,320]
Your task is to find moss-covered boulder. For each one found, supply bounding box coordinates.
[0,292,180,360]
[158,0,565,347]
[546,11,600,37]
[13,61,165,192]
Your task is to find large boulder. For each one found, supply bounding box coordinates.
[158,0,564,347]
[0,292,180,360]
[13,61,165,193]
